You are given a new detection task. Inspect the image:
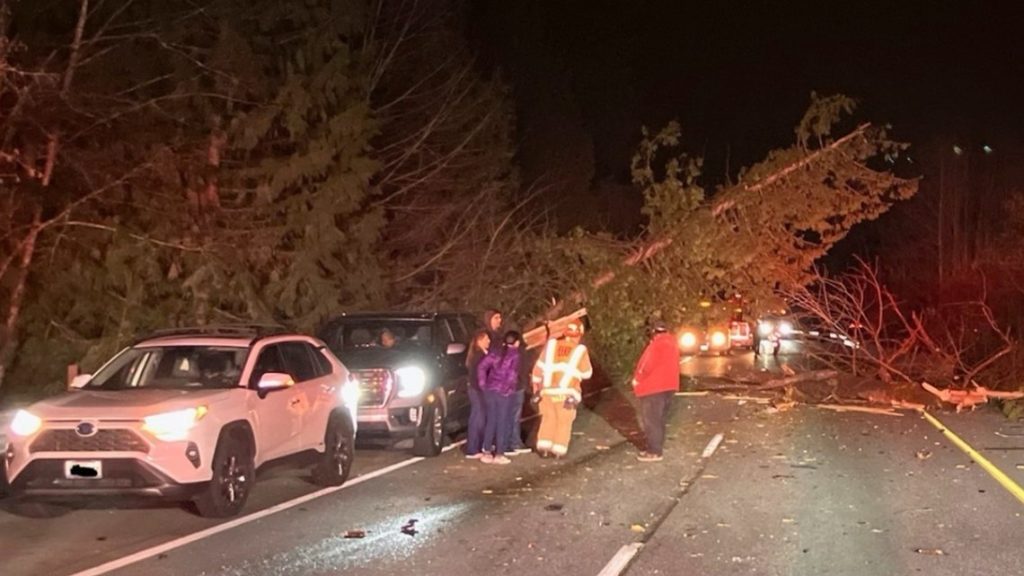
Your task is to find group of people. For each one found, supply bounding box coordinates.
[464,309,594,464]
[463,308,681,465]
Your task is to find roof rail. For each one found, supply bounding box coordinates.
[133,323,290,344]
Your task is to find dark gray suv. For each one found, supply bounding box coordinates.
[318,312,476,456]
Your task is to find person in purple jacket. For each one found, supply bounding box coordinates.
[464,329,491,459]
[476,330,523,465]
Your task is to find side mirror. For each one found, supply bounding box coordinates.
[257,372,294,397]
[69,374,92,390]
[445,342,467,355]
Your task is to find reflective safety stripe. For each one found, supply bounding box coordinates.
[556,345,588,389]
[541,339,557,389]
[536,439,554,449]
[538,340,589,398]
[552,444,568,455]
[539,388,582,402]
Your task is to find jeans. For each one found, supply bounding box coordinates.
[482,390,515,455]
[506,389,526,449]
[638,391,674,455]
[465,387,486,455]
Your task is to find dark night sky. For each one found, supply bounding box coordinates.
[472,1,1024,187]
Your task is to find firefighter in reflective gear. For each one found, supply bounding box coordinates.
[531,320,593,457]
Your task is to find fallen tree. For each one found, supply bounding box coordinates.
[534,94,919,378]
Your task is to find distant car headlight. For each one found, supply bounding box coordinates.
[142,406,208,441]
[10,409,42,437]
[395,366,427,398]
[679,332,697,348]
[779,321,793,336]
[710,331,727,347]
[341,374,361,408]
[758,322,773,336]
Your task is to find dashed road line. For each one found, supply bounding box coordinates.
[701,432,725,458]
[921,410,1024,506]
[597,543,644,576]
[596,431,726,576]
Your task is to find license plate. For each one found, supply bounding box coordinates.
[64,460,103,479]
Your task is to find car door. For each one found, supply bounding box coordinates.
[439,316,470,422]
[290,341,340,450]
[248,343,303,462]
[278,340,322,453]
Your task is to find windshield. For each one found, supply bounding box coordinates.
[328,320,433,353]
[86,345,249,390]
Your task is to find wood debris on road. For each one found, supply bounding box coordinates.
[922,381,1024,412]
[815,404,903,417]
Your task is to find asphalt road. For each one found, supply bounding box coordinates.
[2,349,1022,576]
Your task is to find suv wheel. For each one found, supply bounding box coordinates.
[412,399,446,456]
[313,413,354,486]
[192,433,254,518]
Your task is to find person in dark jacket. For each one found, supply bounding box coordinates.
[482,309,503,351]
[477,330,522,465]
[508,321,547,454]
[631,320,681,462]
[464,329,491,459]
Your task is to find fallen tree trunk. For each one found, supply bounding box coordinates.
[815,404,903,417]
[522,307,588,349]
[922,381,1024,412]
[760,369,839,390]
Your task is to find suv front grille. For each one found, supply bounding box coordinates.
[353,369,393,407]
[30,429,150,454]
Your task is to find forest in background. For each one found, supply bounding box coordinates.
[3,0,1021,413]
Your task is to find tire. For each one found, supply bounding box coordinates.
[192,432,255,518]
[412,399,446,457]
[313,413,354,486]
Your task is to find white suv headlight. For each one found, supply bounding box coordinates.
[10,409,42,437]
[142,406,208,441]
[341,374,360,407]
[394,366,427,398]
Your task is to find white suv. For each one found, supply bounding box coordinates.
[4,327,358,517]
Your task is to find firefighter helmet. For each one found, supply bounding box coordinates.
[566,321,584,337]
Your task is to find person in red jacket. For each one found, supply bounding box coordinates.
[631,320,681,462]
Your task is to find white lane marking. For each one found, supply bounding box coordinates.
[701,433,724,458]
[597,543,643,576]
[597,431,726,575]
[70,440,467,576]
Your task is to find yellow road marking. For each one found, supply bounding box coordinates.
[921,410,1024,506]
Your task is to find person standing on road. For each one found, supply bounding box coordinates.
[752,318,763,357]
[532,320,592,458]
[507,320,546,455]
[464,329,491,459]
[631,320,681,462]
[477,331,523,465]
